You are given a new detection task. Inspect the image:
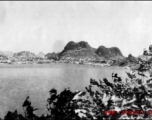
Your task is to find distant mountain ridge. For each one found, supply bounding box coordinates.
[59,41,124,60]
[59,41,100,59]
[112,54,139,66]
[61,41,92,53]
[95,45,124,59]
[14,51,36,58]
[45,52,59,60]
[0,41,140,66]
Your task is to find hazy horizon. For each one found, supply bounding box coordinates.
[0,1,152,57]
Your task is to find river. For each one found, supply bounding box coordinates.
[0,63,127,118]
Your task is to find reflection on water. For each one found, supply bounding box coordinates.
[0,65,127,118]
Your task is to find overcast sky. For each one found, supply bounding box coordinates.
[0,1,152,56]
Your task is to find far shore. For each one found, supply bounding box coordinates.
[0,63,124,69]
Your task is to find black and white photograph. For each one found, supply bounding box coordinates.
[1,1,152,120]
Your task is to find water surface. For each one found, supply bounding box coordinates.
[0,64,127,118]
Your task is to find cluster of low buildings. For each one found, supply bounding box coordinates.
[58,57,111,67]
[0,54,112,67]
[0,55,56,64]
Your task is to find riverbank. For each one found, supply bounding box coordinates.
[0,63,121,69]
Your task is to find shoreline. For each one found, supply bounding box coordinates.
[0,63,123,69]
